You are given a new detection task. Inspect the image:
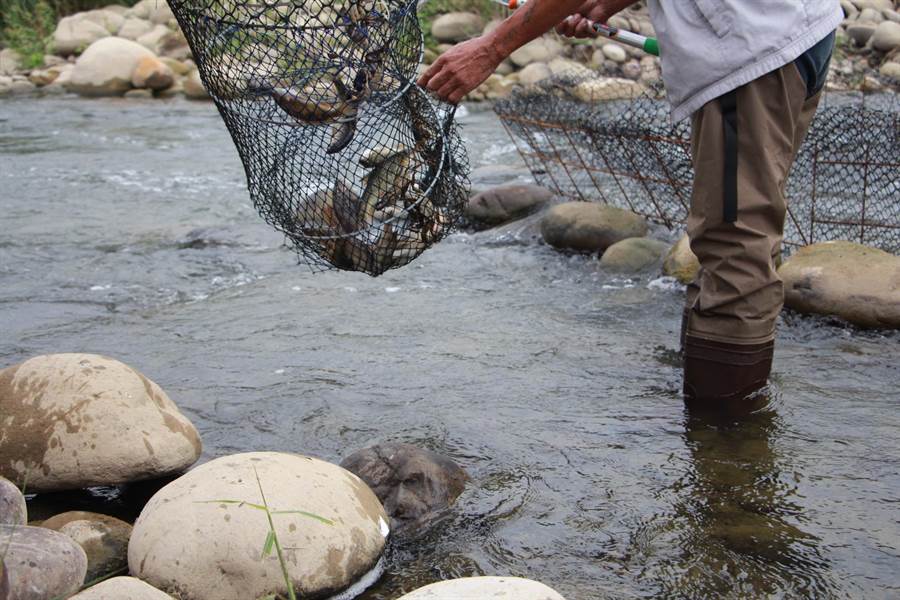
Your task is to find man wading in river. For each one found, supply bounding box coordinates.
[419,0,842,413]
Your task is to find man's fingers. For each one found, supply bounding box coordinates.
[574,17,596,38]
[436,80,459,103]
[417,58,442,88]
[424,67,455,94]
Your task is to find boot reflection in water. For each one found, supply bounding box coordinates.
[670,408,831,597]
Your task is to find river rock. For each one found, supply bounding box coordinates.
[117,17,154,41]
[80,8,125,34]
[872,20,900,50]
[71,577,175,599]
[0,476,26,525]
[0,353,202,492]
[136,24,172,54]
[880,61,900,79]
[0,524,87,600]
[570,77,645,102]
[341,443,468,529]
[52,15,110,56]
[160,57,191,76]
[662,234,700,284]
[847,22,877,45]
[778,241,900,328]
[541,202,648,253]
[0,49,20,76]
[28,65,65,86]
[397,576,567,599]
[128,452,390,600]
[518,62,552,87]
[42,511,132,582]
[602,43,628,63]
[132,55,174,90]
[547,57,594,79]
[183,69,210,99]
[67,37,155,96]
[510,37,563,68]
[431,12,484,43]
[600,237,670,271]
[466,184,554,228]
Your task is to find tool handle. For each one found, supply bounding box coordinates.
[592,22,660,56]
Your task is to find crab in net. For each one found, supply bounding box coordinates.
[167,0,470,275]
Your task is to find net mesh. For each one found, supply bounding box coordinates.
[495,72,900,254]
[167,0,470,275]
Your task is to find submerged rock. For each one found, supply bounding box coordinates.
[0,524,87,600]
[41,511,132,582]
[128,452,389,600]
[600,237,670,272]
[779,241,900,328]
[397,576,567,599]
[0,353,202,492]
[0,476,26,525]
[662,234,700,284]
[341,443,468,530]
[541,202,648,253]
[70,576,174,599]
[465,184,554,228]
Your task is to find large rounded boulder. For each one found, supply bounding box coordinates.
[0,524,88,600]
[778,241,900,328]
[662,234,700,284]
[465,184,554,228]
[0,353,202,492]
[397,576,567,599]
[52,14,110,56]
[66,37,156,96]
[431,12,484,43]
[541,202,648,253]
[128,452,390,600]
[600,237,669,272]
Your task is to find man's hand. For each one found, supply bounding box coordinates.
[556,0,631,38]
[417,36,503,105]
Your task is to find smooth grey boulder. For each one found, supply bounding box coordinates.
[600,237,670,272]
[541,202,648,253]
[466,184,554,228]
[341,443,469,530]
[0,524,88,600]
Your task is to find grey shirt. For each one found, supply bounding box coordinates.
[647,0,844,122]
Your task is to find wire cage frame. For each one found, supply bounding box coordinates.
[495,73,900,254]
[167,0,470,276]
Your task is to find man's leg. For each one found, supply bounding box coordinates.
[682,59,823,411]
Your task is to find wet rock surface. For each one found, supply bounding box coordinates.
[41,511,132,582]
[0,476,26,526]
[600,237,670,272]
[0,524,87,600]
[0,353,202,492]
[541,202,648,253]
[397,576,567,599]
[128,452,389,600]
[465,184,554,228]
[663,234,700,284]
[341,443,469,530]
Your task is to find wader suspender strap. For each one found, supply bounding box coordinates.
[720,90,738,223]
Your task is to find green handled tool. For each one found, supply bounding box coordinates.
[492,0,660,56]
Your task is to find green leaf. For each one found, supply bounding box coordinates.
[270,510,335,525]
[261,530,276,558]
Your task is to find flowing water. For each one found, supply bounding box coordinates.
[1,97,899,599]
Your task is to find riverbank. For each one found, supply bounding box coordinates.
[1,0,899,100]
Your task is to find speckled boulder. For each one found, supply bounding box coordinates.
[0,475,26,525]
[41,511,132,582]
[662,234,700,284]
[341,443,468,530]
[0,524,88,600]
[70,576,175,599]
[0,353,202,492]
[128,452,390,600]
[541,202,648,253]
[397,576,567,599]
[600,237,670,272]
[779,241,900,328]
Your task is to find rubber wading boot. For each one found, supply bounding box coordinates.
[683,336,774,415]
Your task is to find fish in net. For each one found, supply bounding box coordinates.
[495,71,900,254]
[167,0,470,276]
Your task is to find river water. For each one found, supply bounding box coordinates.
[1,97,898,599]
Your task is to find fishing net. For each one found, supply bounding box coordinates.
[167,0,470,275]
[495,71,900,254]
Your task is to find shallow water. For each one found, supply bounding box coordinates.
[1,97,899,599]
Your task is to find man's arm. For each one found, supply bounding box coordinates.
[417,0,639,104]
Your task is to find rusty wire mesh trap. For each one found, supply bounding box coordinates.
[495,72,900,254]
[167,0,469,275]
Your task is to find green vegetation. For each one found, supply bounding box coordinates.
[416,0,499,51]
